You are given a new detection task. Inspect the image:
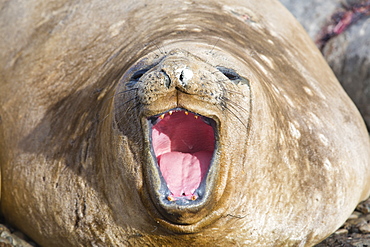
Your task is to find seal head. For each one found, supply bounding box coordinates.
[114,49,251,228]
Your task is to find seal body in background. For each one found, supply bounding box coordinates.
[0,0,369,246]
[280,0,370,131]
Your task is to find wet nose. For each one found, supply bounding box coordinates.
[175,67,193,88]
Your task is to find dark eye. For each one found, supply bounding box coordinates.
[216,66,250,86]
[216,66,239,80]
[131,69,148,81]
[127,69,149,87]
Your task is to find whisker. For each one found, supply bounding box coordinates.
[216,79,248,97]
[172,60,179,67]
[224,89,246,97]
[115,102,142,124]
[115,96,139,110]
[222,97,250,114]
[98,95,139,123]
[110,88,138,99]
[222,97,250,116]
[96,87,139,124]
[100,113,111,123]
[219,100,249,130]
[209,38,220,54]
[99,88,138,109]
[216,79,249,98]
[151,41,166,56]
[128,102,142,112]
[205,38,221,64]
[116,87,139,94]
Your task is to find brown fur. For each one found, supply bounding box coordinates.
[0,0,369,246]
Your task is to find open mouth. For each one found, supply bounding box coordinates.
[148,108,217,203]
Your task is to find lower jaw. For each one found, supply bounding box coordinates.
[139,140,231,232]
[146,159,217,225]
[140,167,227,232]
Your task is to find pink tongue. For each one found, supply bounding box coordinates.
[158,151,212,197]
[151,111,215,198]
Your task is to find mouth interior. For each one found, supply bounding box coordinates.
[150,110,215,199]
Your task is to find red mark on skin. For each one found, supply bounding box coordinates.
[333,11,353,34]
[316,1,370,50]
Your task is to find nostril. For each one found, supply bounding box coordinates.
[161,69,171,89]
[179,71,184,82]
[177,68,193,86]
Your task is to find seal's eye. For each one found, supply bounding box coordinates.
[216,66,250,86]
[131,69,148,81]
[127,69,149,87]
[216,66,239,80]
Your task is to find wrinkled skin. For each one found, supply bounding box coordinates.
[0,0,370,246]
[280,0,370,131]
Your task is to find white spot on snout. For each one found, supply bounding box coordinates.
[175,67,193,85]
[182,68,193,81]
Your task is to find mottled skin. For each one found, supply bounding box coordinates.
[0,0,370,246]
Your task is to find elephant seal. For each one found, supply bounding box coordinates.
[1,0,370,246]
